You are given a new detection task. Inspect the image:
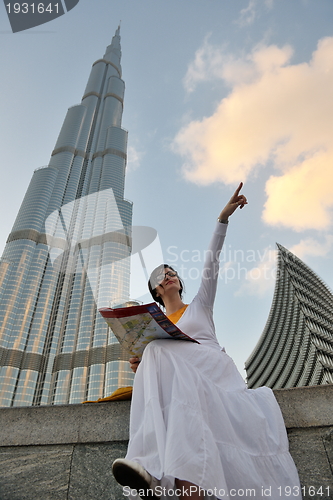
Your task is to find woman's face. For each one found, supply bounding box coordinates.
[155,267,181,299]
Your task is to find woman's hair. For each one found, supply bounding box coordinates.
[148,264,185,307]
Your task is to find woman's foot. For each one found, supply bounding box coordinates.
[175,479,205,500]
[112,458,159,498]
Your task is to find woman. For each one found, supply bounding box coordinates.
[112,183,302,500]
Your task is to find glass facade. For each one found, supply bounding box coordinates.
[0,27,134,407]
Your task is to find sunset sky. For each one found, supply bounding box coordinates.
[1,0,332,376]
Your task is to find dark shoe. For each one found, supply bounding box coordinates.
[112,458,159,497]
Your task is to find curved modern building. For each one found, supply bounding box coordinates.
[0,28,135,406]
[245,243,333,389]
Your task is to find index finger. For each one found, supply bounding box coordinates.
[234,182,243,196]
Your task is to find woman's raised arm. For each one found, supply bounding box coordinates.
[194,182,248,307]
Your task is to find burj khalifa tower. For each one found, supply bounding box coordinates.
[0,27,135,406]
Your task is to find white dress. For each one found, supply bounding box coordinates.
[125,222,302,500]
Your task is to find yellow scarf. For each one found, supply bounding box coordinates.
[167,304,188,324]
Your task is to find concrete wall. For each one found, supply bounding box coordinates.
[0,385,332,500]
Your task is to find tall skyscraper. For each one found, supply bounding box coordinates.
[245,244,333,389]
[0,27,135,407]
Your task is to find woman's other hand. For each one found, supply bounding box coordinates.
[218,182,248,221]
[129,357,140,373]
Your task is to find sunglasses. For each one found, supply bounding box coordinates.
[155,270,178,284]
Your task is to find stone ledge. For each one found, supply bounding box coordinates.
[0,400,130,447]
[0,442,128,500]
[274,383,333,428]
[1,385,333,448]
[0,385,333,500]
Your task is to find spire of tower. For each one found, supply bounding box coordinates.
[103,26,122,74]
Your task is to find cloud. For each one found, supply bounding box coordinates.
[183,36,226,93]
[263,151,333,230]
[127,145,143,172]
[289,235,333,260]
[235,248,277,297]
[174,37,333,230]
[236,0,274,27]
[234,234,333,297]
[237,0,257,26]
[234,235,333,297]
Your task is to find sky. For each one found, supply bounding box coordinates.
[0,0,333,378]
